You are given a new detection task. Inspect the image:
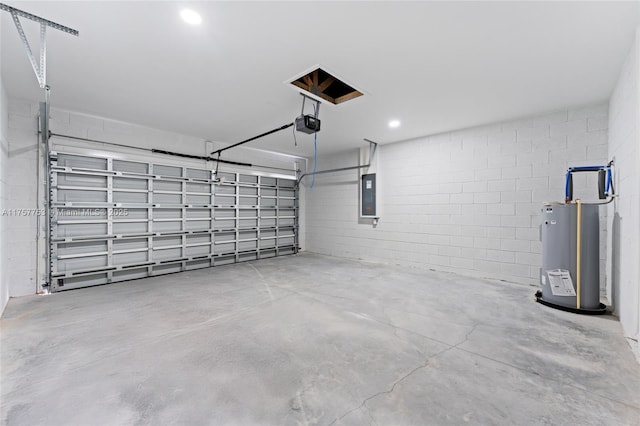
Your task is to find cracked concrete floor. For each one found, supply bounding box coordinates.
[2,253,639,425]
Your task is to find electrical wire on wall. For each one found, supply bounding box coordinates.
[292,123,297,147]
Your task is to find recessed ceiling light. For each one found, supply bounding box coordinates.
[181,9,202,25]
[389,120,400,128]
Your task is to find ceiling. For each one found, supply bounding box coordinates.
[2,1,639,158]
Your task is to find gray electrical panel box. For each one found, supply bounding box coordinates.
[361,173,376,216]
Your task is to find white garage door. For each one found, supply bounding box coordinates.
[49,151,298,291]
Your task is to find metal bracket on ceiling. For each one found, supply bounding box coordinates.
[300,93,320,118]
[0,3,78,89]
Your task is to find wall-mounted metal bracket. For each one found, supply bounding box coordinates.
[0,3,78,89]
[297,138,377,186]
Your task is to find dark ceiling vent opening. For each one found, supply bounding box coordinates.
[290,67,363,105]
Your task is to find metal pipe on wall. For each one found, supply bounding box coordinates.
[297,139,377,185]
[40,94,51,291]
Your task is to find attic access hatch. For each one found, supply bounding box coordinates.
[288,67,363,105]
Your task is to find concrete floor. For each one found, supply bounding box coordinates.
[1,253,639,426]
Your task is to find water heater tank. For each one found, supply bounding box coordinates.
[538,203,606,313]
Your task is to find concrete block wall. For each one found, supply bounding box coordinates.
[305,104,609,286]
[0,54,8,314]
[6,102,40,298]
[608,28,640,345]
[5,100,305,298]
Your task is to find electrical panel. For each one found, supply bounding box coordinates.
[361,173,376,217]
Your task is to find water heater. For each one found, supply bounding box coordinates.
[538,202,606,313]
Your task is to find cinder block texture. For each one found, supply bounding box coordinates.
[305,104,609,286]
[0,67,8,314]
[607,29,640,342]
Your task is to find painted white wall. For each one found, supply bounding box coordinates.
[607,27,640,352]
[305,104,609,287]
[5,99,305,298]
[0,12,9,315]
[5,101,39,298]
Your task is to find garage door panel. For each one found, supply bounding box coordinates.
[113,252,147,266]
[58,154,107,170]
[113,160,148,174]
[56,273,108,290]
[261,218,276,227]
[238,174,257,184]
[113,222,148,234]
[56,207,106,220]
[239,218,258,228]
[279,236,295,246]
[113,177,148,190]
[113,191,148,204]
[187,208,212,219]
[113,268,148,281]
[186,194,211,205]
[187,233,211,243]
[186,168,210,180]
[215,242,235,254]
[58,189,107,203]
[187,182,211,193]
[186,220,211,231]
[121,209,148,220]
[153,193,182,204]
[57,223,109,237]
[279,198,295,208]
[215,232,235,242]
[154,247,182,260]
[261,239,276,249]
[214,218,235,229]
[153,221,181,232]
[58,255,108,272]
[214,208,235,218]
[215,185,235,195]
[113,238,148,251]
[185,245,210,257]
[239,197,257,206]
[239,252,258,262]
[152,264,182,275]
[215,195,235,206]
[58,241,108,256]
[153,164,182,177]
[154,236,181,247]
[186,259,211,270]
[279,218,295,227]
[260,249,276,258]
[154,181,181,192]
[50,152,298,291]
[58,173,107,188]
[154,208,181,219]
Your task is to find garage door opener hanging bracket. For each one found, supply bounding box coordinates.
[0,3,79,89]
